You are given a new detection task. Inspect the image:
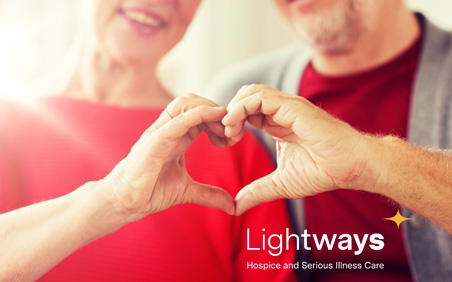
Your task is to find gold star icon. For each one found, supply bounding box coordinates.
[384,209,412,229]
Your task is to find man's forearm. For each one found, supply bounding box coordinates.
[363,135,452,232]
[0,181,126,282]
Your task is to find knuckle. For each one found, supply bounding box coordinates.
[246,188,259,204]
[256,91,266,98]
[171,96,187,110]
[178,96,189,104]
[247,183,264,205]
[174,111,185,120]
[185,92,199,99]
[240,84,250,91]
[248,84,259,91]
[271,182,285,198]
[238,84,252,96]
[173,96,184,103]
[197,105,210,112]
[291,95,306,103]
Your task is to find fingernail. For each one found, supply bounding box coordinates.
[235,210,244,216]
[221,117,229,126]
[227,138,236,147]
[224,126,232,137]
[232,135,241,143]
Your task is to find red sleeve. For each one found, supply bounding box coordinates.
[231,130,298,282]
[0,99,24,213]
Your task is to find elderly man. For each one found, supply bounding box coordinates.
[208,0,452,281]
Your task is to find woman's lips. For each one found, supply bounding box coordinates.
[119,8,166,36]
[289,0,313,4]
[289,0,315,9]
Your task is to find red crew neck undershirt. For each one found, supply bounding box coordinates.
[299,36,421,282]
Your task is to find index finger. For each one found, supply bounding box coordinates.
[157,105,227,141]
[222,92,268,128]
[147,94,221,134]
[223,92,306,128]
[226,84,277,111]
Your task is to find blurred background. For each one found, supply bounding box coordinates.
[0,0,450,99]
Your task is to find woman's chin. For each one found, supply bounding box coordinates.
[105,28,170,67]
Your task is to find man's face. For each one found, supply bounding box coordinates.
[272,0,379,55]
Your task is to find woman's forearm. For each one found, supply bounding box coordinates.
[0,100,233,282]
[0,181,126,282]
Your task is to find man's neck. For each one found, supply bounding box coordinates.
[312,8,420,76]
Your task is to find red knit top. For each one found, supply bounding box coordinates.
[0,96,297,282]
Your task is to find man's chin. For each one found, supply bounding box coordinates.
[296,29,355,56]
[289,0,367,56]
[311,39,355,56]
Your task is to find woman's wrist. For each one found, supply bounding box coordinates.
[73,180,132,244]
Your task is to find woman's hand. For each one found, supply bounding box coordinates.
[103,94,235,223]
[222,85,373,215]
[0,94,236,282]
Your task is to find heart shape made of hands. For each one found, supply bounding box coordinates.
[124,85,365,218]
[142,91,287,217]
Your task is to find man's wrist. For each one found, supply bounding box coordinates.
[355,135,407,196]
[349,134,396,194]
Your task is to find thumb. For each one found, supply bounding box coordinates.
[185,180,236,215]
[235,172,281,216]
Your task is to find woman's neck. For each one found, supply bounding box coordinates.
[64,50,173,108]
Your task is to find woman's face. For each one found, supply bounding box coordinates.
[93,0,201,65]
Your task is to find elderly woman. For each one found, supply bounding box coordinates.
[0,1,296,281]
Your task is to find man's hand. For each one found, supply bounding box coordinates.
[223,84,376,215]
[103,94,235,223]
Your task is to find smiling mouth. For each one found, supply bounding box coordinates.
[120,10,165,28]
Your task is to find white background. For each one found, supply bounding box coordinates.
[0,0,451,98]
